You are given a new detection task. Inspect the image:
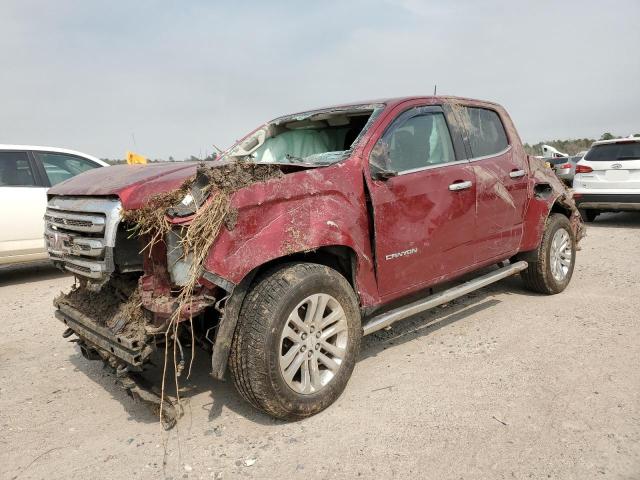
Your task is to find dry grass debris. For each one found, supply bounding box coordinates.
[124,160,282,423]
[121,183,192,254]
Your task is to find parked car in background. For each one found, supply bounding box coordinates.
[573,138,640,221]
[0,145,108,265]
[549,151,586,186]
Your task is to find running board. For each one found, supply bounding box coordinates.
[362,261,528,336]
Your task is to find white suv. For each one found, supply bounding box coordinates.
[572,137,640,222]
[0,145,109,266]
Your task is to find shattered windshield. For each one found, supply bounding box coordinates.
[224,106,381,166]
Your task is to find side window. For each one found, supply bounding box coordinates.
[373,110,456,173]
[0,151,37,186]
[463,107,509,158]
[36,153,100,186]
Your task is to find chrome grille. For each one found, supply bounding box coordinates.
[45,197,122,282]
[44,211,105,234]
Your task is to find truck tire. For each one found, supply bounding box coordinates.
[579,208,598,222]
[229,263,361,419]
[521,213,576,295]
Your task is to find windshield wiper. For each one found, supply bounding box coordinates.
[617,156,639,160]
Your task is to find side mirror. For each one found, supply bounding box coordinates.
[371,165,398,180]
[370,140,397,180]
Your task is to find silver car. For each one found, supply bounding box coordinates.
[550,151,586,186]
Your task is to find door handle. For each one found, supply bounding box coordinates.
[509,169,526,179]
[448,180,473,191]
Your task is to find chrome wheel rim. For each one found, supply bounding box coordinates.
[279,293,348,395]
[550,228,572,282]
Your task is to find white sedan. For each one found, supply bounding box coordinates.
[0,145,109,265]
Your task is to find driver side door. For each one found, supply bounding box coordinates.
[366,105,477,300]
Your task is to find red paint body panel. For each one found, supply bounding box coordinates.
[367,164,477,298]
[200,160,379,307]
[472,154,528,262]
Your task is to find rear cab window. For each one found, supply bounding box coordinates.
[584,141,640,161]
[457,106,510,158]
[0,151,37,186]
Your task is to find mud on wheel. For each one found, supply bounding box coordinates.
[521,213,576,295]
[229,263,361,419]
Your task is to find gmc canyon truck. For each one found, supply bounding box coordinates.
[46,96,584,422]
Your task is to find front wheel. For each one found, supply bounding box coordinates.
[521,213,576,295]
[229,263,361,419]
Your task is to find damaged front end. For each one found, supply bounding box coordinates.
[48,163,281,427]
[52,267,223,428]
[50,221,227,428]
[48,104,380,425]
[52,270,213,428]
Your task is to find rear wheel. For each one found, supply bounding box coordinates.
[229,263,361,419]
[521,213,576,294]
[579,208,598,222]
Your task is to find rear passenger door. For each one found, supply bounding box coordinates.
[367,105,476,299]
[453,105,529,263]
[0,150,49,262]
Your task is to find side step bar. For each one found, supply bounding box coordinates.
[362,261,528,336]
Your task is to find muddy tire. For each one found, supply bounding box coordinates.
[229,263,361,419]
[521,213,576,295]
[579,208,598,222]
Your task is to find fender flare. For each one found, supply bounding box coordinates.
[519,187,584,258]
[210,270,256,380]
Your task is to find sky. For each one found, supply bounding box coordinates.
[1,0,638,160]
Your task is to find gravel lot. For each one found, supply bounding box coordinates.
[1,212,639,480]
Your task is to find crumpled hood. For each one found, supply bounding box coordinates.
[48,162,199,210]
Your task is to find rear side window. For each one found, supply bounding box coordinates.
[0,151,37,186]
[36,152,100,185]
[461,107,509,158]
[584,142,640,161]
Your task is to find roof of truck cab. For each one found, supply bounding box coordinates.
[0,144,108,166]
[307,95,500,109]
[273,96,503,122]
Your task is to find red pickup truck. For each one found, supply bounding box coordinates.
[46,96,584,422]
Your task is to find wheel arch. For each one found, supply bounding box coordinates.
[517,191,583,262]
[248,245,357,289]
[549,198,573,219]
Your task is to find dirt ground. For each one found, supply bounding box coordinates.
[1,212,639,480]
